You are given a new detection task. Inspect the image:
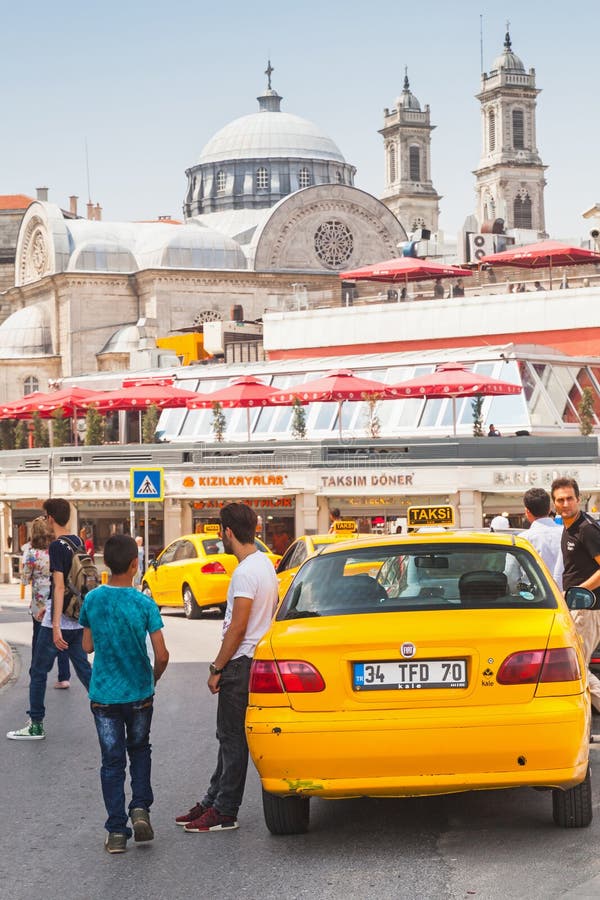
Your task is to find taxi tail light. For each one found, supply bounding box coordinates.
[201,561,227,574]
[249,659,325,693]
[497,648,581,685]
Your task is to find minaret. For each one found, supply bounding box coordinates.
[474,28,547,235]
[379,69,441,234]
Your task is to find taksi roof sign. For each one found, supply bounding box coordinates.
[130,468,164,502]
[407,505,455,527]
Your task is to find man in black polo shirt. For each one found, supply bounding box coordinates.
[551,476,600,714]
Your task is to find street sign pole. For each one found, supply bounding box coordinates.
[130,468,165,575]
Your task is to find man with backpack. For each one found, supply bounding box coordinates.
[7,498,97,740]
[551,476,600,716]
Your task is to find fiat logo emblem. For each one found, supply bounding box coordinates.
[400,642,416,658]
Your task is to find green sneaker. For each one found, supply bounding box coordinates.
[6,721,45,740]
[131,807,154,842]
[104,832,127,854]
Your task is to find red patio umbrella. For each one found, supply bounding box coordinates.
[478,239,600,288]
[271,369,397,440]
[339,256,472,296]
[390,362,522,436]
[0,387,106,445]
[80,383,201,411]
[186,376,281,441]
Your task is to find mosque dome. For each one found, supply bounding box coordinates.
[198,110,346,165]
[491,31,525,73]
[184,63,356,218]
[0,303,52,357]
[67,240,138,273]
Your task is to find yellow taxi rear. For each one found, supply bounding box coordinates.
[246,532,592,832]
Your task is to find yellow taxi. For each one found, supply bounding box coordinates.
[142,528,281,618]
[246,529,595,834]
[276,520,370,596]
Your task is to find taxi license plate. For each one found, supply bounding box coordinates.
[353,659,467,691]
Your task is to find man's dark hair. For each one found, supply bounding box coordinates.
[523,488,551,518]
[220,502,257,545]
[330,508,340,519]
[550,477,580,500]
[103,534,138,575]
[43,498,71,527]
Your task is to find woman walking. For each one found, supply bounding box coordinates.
[21,516,71,688]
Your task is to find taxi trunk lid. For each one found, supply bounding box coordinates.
[268,608,559,712]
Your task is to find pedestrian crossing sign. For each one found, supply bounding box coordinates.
[130,468,164,502]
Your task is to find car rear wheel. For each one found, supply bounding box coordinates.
[552,765,593,827]
[262,789,310,835]
[182,584,202,620]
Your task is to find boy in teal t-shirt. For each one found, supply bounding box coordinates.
[80,534,169,854]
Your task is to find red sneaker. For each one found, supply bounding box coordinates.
[183,807,238,832]
[175,802,209,826]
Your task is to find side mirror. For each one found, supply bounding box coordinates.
[565,586,597,610]
[150,558,159,570]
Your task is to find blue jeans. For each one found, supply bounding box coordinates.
[28,626,91,722]
[31,617,71,682]
[91,697,154,836]
[202,655,251,818]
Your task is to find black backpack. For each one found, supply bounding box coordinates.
[58,537,100,620]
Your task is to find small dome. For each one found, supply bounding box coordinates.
[491,31,525,73]
[67,240,138,273]
[159,227,247,269]
[199,111,346,165]
[397,72,421,111]
[0,303,52,357]
[99,325,139,355]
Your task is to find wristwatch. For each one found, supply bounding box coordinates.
[209,662,224,675]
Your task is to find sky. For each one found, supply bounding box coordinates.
[2,0,599,242]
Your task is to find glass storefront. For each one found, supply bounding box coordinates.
[191,496,295,554]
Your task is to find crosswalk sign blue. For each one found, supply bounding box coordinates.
[130,468,164,502]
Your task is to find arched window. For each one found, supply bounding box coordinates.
[216,170,226,193]
[514,192,532,229]
[409,146,420,182]
[24,375,39,395]
[298,167,311,189]
[484,193,496,222]
[256,167,269,190]
[489,111,496,152]
[335,170,343,183]
[389,144,396,182]
[512,109,524,149]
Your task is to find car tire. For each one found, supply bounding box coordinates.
[552,765,593,827]
[262,788,310,835]
[182,584,202,620]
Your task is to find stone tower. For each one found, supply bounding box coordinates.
[379,70,441,235]
[474,29,547,235]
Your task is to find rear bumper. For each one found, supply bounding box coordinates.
[246,698,590,798]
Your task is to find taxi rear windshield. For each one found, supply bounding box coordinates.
[277,542,559,620]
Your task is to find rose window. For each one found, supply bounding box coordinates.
[314,220,353,268]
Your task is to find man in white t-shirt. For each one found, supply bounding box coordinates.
[505,488,563,592]
[175,502,278,833]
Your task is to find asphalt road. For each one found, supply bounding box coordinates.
[1,602,600,900]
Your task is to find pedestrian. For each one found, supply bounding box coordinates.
[551,477,600,717]
[487,423,501,437]
[175,501,279,833]
[534,280,545,291]
[490,514,510,532]
[7,498,92,740]
[452,279,465,297]
[134,535,145,588]
[80,527,95,558]
[328,507,341,533]
[433,278,444,299]
[21,515,71,689]
[505,488,563,591]
[80,534,169,854]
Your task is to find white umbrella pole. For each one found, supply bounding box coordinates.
[452,396,457,436]
[338,400,343,440]
[246,407,251,442]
